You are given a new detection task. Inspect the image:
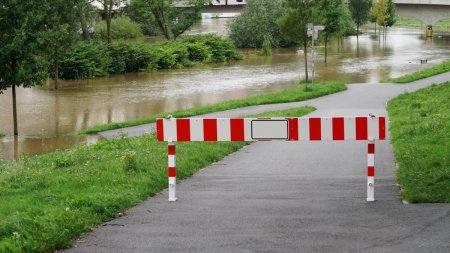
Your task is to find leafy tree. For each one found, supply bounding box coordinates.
[370,0,395,39]
[96,0,126,44]
[0,1,50,135]
[318,0,352,62]
[349,0,372,39]
[278,0,315,81]
[386,0,396,27]
[229,0,294,48]
[126,0,161,36]
[142,0,207,40]
[76,0,98,40]
[42,0,80,89]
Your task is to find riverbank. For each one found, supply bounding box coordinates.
[76,81,346,135]
[388,82,450,203]
[0,106,314,252]
[383,59,450,83]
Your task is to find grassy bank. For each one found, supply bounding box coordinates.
[388,83,450,203]
[383,60,450,83]
[0,106,314,252]
[76,81,346,135]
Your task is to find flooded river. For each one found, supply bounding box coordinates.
[1,18,450,159]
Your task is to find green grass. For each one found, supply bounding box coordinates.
[0,106,314,252]
[76,81,346,135]
[388,83,450,203]
[393,16,450,32]
[382,60,450,83]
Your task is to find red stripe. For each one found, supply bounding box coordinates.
[230,119,244,141]
[356,117,368,140]
[156,119,164,141]
[309,118,322,140]
[168,145,176,155]
[203,119,218,141]
[168,167,176,177]
[176,119,191,141]
[379,117,386,140]
[368,166,375,177]
[288,118,298,141]
[332,117,345,140]
[368,143,375,154]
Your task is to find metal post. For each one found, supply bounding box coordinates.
[168,141,177,202]
[367,139,375,202]
[311,28,315,90]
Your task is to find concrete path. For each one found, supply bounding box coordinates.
[68,73,450,253]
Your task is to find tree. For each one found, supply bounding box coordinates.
[278,0,315,81]
[0,1,50,135]
[142,0,207,40]
[96,0,126,44]
[229,0,294,48]
[76,0,98,40]
[43,0,80,89]
[370,0,395,40]
[349,0,372,39]
[126,0,160,36]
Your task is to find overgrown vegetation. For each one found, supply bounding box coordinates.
[76,81,346,134]
[59,35,242,79]
[0,106,314,252]
[388,83,450,203]
[383,60,450,83]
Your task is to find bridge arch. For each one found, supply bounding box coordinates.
[395,1,450,25]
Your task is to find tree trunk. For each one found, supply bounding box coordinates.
[80,12,91,40]
[54,57,59,90]
[304,42,308,82]
[324,33,328,63]
[356,24,359,40]
[153,7,171,40]
[105,0,112,44]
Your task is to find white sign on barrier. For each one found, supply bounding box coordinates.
[251,120,288,140]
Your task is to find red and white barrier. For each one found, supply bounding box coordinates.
[156,116,385,142]
[156,116,386,202]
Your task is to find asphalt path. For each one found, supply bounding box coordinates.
[67,72,450,253]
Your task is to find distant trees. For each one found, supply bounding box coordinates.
[349,0,372,39]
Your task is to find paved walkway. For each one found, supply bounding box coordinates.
[68,73,450,253]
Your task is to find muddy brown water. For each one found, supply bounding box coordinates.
[1,19,450,159]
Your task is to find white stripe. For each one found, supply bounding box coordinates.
[299,117,310,141]
[168,155,176,167]
[244,118,253,141]
[367,176,375,202]
[168,177,177,202]
[217,118,231,141]
[164,119,177,142]
[190,118,204,141]
[321,117,333,140]
[367,154,374,167]
[368,117,378,140]
[344,117,356,140]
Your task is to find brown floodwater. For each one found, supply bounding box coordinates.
[1,18,450,159]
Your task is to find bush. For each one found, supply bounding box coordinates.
[59,35,241,79]
[93,16,143,40]
[59,42,112,79]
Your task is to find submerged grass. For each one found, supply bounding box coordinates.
[382,60,450,83]
[0,106,314,252]
[388,82,450,203]
[76,81,346,135]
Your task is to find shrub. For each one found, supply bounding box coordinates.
[109,42,159,74]
[93,16,143,41]
[59,42,112,79]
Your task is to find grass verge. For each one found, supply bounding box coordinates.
[76,81,346,135]
[0,106,314,252]
[387,83,450,203]
[382,60,450,83]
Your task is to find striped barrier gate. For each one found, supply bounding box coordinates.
[156,115,386,202]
